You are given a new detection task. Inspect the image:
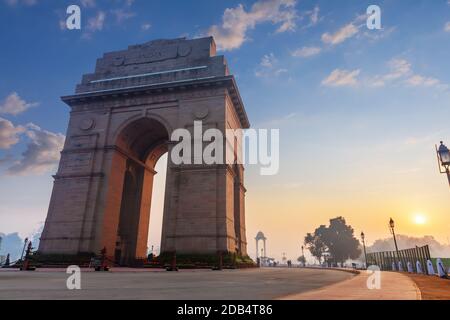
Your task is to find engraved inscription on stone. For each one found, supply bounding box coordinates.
[60,153,93,174]
[69,135,96,149]
[122,44,192,66]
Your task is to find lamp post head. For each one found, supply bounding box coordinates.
[389,218,395,229]
[438,141,450,167]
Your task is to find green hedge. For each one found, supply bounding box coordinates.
[157,252,255,268]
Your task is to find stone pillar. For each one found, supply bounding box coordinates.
[263,239,267,258]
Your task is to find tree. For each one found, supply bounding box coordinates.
[324,217,361,265]
[304,217,361,266]
[297,255,306,266]
[304,225,328,264]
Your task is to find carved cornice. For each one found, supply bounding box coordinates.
[62,76,250,129]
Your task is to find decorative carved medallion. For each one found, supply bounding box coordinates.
[193,106,209,120]
[79,118,95,131]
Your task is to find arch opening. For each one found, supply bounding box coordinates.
[147,153,167,258]
[112,117,169,266]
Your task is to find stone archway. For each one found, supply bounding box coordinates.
[112,117,169,265]
[38,37,250,263]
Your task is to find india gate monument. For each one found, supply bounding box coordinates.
[38,37,250,265]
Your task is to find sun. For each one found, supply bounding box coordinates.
[413,214,427,225]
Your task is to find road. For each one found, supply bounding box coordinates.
[0,267,354,300]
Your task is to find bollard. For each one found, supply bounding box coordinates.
[416,261,423,274]
[436,259,448,279]
[392,262,396,271]
[426,260,435,275]
[398,261,403,272]
[213,251,223,271]
[407,261,414,273]
[166,251,178,271]
[95,247,109,271]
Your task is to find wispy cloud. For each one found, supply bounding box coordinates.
[87,11,105,31]
[255,53,288,78]
[5,124,65,176]
[80,0,95,8]
[321,23,359,45]
[82,11,106,39]
[0,117,25,149]
[111,8,135,23]
[0,92,39,116]
[207,0,298,51]
[291,46,321,58]
[308,6,320,26]
[322,69,360,87]
[369,58,446,89]
[321,13,380,46]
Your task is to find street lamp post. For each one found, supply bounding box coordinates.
[436,141,450,187]
[301,245,305,267]
[389,218,400,265]
[20,237,28,261]
[361,232,368,269]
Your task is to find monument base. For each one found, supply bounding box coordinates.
[31,251,256,269]
[157,252,256,269]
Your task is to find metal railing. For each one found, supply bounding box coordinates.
[366,245,431,274]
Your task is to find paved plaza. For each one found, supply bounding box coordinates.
[0,268,421,300]
[0,268,353,300]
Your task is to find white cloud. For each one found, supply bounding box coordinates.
[322,69,360,87]
[370,59,412,87]
[321,23,359,45]
[260,53,277,68]
[369,58,446,89]
[87,11,106,32]
[6,124,65,176]
[309,6,320,25]
[82,11,106,39]
[405,75,440,87]
[385,59,412,80]
[0,117,25,149]
[291,46,321,58]
[0,92,39,116]
[207,0,298,51]
[320,13,377,46]
[255,53,288,78]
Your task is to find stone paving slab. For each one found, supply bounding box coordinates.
[280,271,421,300]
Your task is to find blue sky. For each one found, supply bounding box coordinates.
[1,0,450,260]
